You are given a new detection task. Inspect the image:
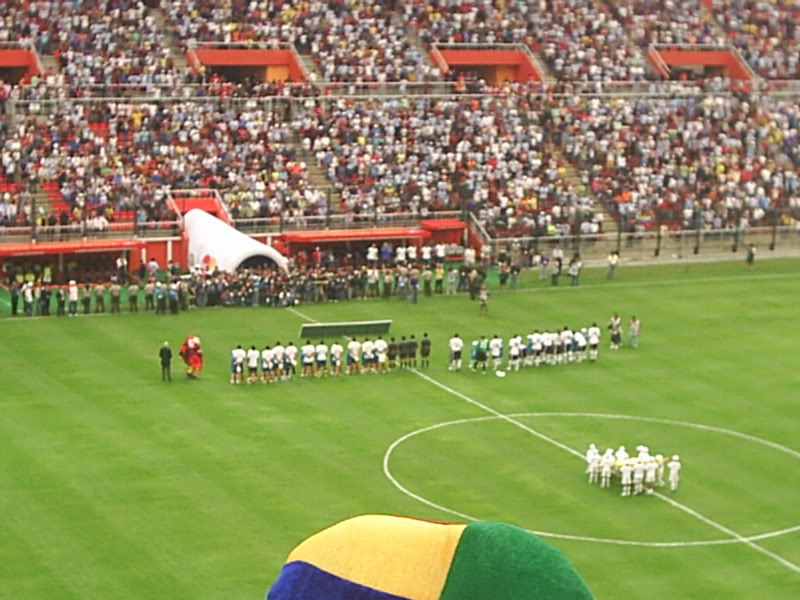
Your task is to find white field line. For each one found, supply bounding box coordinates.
[286,306,317,323]
[383,413,800,547]
[502,271,796,297]
[0,312,114,322]
[408,371,800,574]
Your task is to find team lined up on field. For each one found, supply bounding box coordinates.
[446,314,641,373]
[229,335,432,383]
[586,443,682,496]
[447,325,602,373]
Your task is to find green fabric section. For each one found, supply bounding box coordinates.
[440,522,594,600]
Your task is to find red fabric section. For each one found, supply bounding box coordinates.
[436,49,541,82]
[0,239,143,257]
[420,219,466,231]
[191,49,306,81]
[0,49,41,82]
[653,49,753,80]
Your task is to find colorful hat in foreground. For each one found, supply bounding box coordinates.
[267,515,594,600]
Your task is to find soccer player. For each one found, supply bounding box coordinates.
[284,341,298,378]
[629,316,641,349]
[374,336,388,373]
[420,333,431,368]
[587,323,601,361]
[608,313,622,350]
[542,330,554,365]
[489,335,503,371]
[261,345,274,383]
[601,449,615,488]
[561,327,574,363]
[397,336,408,369]
[273,342,285,380]
[409,334,419,368]
[347,337,361,375]
[632,460,646,495]
[619,461,633,497]
[362,337,375,374]
[478,285,489,316]
[301,340,316,377]
[448,334,464,371]
[615,445,629,463]
[330,340,344,376]
[532,330,543,366]
[644,458,658,495]
[655,454,666,487]
[667,455,682,492]
[387,337,398,370]
[507,334,522,371]
[476,336,489,373]
[315,341,328,377]
[585,443,599,484]
[246,345,260,383]
[231,345,246,384]
[574,329,588,362]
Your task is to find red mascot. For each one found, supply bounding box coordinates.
[179,335,203,379]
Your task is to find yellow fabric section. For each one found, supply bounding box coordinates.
[287,515,466,600]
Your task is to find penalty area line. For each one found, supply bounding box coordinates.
[286,306,318,322]
[410,369,800,575]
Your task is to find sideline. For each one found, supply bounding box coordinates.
[408,370,800,575]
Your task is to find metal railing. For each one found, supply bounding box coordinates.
[0,220,182,244]
[232,210,462,235]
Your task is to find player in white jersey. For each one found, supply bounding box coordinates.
[231,344,246,384]
[601,449,615,488]
[608,313,622,350]
[261,345,274,383]
[448,334,464,371]
[667,455,682,492]
[585,443,599,483]
[315,341,328,376]
[531,331,543,366]
[489,335,503,370]
[361,338,375,374]
[644,459,658,494]
[619,462,633,497]
[374,337,388,373]
[347,337,361,375]
[284,342,298,378]
[246,345,260,383]
[560,327,574,363]
[301,340,316,377]
[615,445,629,463]
[587,323,601,361]
[272,342,285,379]
[330,341,344,376]
[574,329,587,362]
[655,454,665,487]
[588,452,601,485]
[507,335,522,371]
[632,460,646,495]
[541,331,554,365]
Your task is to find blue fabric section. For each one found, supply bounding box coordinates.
[267,561,413,600]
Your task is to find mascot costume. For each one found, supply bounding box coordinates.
[267,515,594,600]
[179,335,203,378]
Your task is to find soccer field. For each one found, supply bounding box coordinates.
[1,259,798,599]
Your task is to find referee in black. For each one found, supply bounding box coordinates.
[159,341,173,382]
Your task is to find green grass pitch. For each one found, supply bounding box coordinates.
[1,259,798,599]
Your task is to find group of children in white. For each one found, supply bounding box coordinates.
[446,324,602,374]
[585,443,682,496]
[229,335,431,383]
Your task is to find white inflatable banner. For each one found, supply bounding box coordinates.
[184,209,288,272]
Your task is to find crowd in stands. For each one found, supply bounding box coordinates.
[551,93,800,230]
[609,0,725,47]
[164,0,437,83]
[713,0,800,80]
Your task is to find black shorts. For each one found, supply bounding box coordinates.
[451,350,462,360]
[476,351,487,362]
[611,333,621,344]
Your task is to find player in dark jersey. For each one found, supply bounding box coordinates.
[387,337,398,370]
[420,333,431,368]
[409,334,419,368]
[398,336,408,369]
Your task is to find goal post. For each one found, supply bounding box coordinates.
[299,320,392,339]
